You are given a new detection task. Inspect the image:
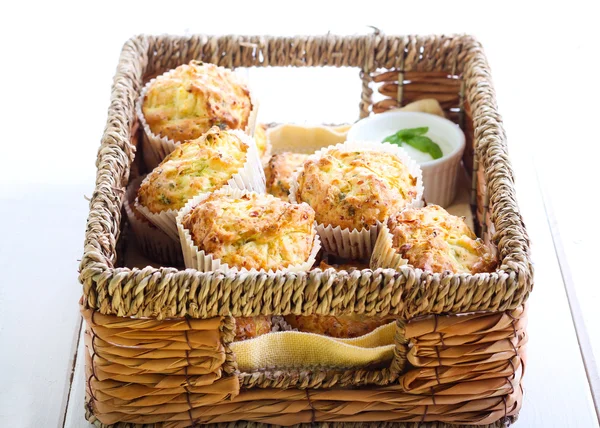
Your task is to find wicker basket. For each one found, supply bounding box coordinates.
[79,33,533,427]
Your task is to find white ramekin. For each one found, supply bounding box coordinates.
[347,111,466,207]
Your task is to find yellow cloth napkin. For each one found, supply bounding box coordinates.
[230,322,396,372]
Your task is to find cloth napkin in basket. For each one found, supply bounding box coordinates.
[230,321,396,371]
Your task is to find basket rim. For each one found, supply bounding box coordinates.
[79,33,533,320]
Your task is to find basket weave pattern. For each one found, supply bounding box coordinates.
[83,306,525,426]
[79,34,532,427]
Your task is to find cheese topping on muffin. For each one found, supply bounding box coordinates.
[182,192,316,271]
[296,149,418,230]
[137,127,248,213]
[142,61,252,141]
[388,205,497,274]
[265,152,309,200]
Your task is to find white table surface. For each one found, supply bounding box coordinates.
[0,1,598,427]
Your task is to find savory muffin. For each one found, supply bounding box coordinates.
[285,314,392,338]
[137,127,250,213]
[265,152,309,200]
[234,316,272,341]
[294,148,419,230]
[387,205,497,273]
[181,191,316,271]
[141,61,253,142]
[254,123,271,163]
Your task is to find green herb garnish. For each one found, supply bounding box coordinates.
[383,127,443,160]
[158,194,171,205]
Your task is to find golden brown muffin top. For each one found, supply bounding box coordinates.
[388,205,497,274]
[265,152,309,201]
[142,61,252,142]
[137,127,248,213]
[295,149,418,230]
[182,192,316,271]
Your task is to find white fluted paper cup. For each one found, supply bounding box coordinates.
[369,221,409,270]
[124,176,184,266]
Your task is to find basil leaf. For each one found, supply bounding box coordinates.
[404,135,443,160]
[382,127,428,147]
[382,127,443,160]
[395,127,429,139]
[383,133,402,146]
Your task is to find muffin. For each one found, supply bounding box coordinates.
[290,141,423,259]
[285,314,393,339]
[254,123,272,166]
[265,152,309,201]
[234,316,272,341]
[137,60,257,167]
[371,204,497,273]
[136,127,265,240]
[177,187,320,272]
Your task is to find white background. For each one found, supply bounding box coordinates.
[0,1,599,426]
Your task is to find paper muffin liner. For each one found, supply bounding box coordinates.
[140,137,164,174]
[176,186,321,274]
[369,221,409,270]
[124,176,184,266]
[289,140,424,259]
[137,65,259,169]
[136,130,266,241]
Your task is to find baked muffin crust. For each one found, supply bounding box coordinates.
[265,152,309,200]
[137,127,248,213]
[296,149,418,230]
[182,192,316,271]
[234,316,272,341]
[284,314,392,338]
[142,61,252,141]
[388,205,497,273]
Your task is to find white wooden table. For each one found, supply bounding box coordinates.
[1,1,598,427]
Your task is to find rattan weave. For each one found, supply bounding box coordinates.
[79,33,532,427]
